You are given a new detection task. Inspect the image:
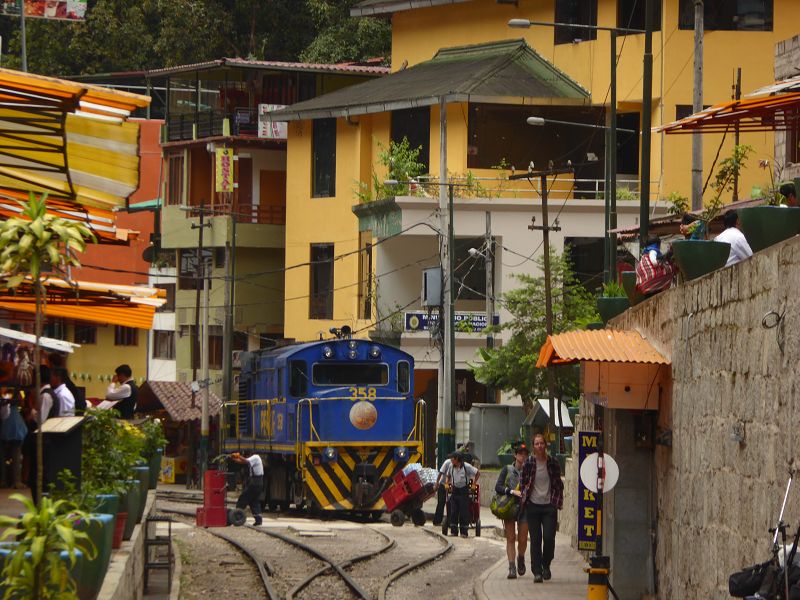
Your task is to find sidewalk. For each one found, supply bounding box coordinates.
[421,494,588,600]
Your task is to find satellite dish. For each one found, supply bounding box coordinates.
[142,245,154,263]
[579,452,619,494]
[340,325,352,338]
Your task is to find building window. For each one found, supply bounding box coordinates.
[312,118,336,197]
[358,230,373,320]
[155,284,176,312]
[190,325,223,370]
[679,0,772,31]
[564,237,605,292]
[152,330,176,360]
[787,118,800,165]
[391,107,430,171]
[115,326,138,346]
[309,243,334,320]
[167,154,184,205]
[618,0,661,32]
[453,237,487,301]
[675,104,710,121]
[73,323,97,345]
[43,320,66,340]
[554,0,597,45]
[178,249,215,290]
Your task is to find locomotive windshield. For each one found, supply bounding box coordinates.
[312,363,389,386]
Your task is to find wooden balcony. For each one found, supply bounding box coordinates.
[185,202,285,225]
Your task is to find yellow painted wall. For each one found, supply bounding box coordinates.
[66,323,147,400]
[389,0,800,201]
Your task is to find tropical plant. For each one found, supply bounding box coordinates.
[702,144,753,223]
[356,137,427,202]
[600,281,626,298]
[0,493,95,599]
[472,247,599,411]
[0,192,94,503]
[664,191,690,217]
[138,417,167,459]
[82,408,144,499]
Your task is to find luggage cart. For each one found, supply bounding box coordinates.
[381,468,436,527]
[441,481,481,537]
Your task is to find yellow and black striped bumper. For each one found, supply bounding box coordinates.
[301,442,423,511]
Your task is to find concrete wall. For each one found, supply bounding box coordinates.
[602,235,800,599]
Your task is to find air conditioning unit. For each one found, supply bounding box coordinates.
[421,266,442,307]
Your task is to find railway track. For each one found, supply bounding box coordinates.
[159,504,454,600]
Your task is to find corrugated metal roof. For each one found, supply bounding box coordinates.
[351,0,470,16]
[536,329,670,368]
[268,39,589,121]
[137,381,222,422]
[145,57,389,78]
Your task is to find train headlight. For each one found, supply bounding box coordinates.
[348,349,358,360]
[322,446,338,463]
[348,340,358,350]
[394,446,410,463]
[369,345,381,359]
[322,345,334,359]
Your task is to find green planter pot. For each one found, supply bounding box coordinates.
[131,466,150,524]
[92,494,119,529]
[621,271,645,306]
[74,513,114,600]
[670,240,731,281]
[147,450,162,489]
[596,297,629,324]
[0,545,84,599]
[497,453,514,467]
[737,206,800,253]
[122,480,141,541]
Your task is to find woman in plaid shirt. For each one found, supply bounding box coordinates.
[518,433,564,583]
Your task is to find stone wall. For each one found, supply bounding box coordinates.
[774,35,800,181]
[608,235,800,599]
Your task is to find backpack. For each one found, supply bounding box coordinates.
[635,252,675,295]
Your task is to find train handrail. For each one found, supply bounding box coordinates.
[296,398,321,471]
[407,398,426,462]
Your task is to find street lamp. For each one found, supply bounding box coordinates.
[509,8,655,247]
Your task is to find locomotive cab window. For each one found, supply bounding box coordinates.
[398,361,410,394]
[290,360,308,397]
[312,363,389,386]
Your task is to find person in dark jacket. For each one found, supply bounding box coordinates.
[105,364,138,419]
[495,442,529,579]
[518,433,564,583]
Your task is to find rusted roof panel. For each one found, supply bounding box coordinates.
[137,381,222,422]
[537,329,670,368]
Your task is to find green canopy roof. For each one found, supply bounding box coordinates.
[268,39,590,122]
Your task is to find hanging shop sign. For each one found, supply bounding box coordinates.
[215,148,234,193]
[1,0,87,20]
[404,311,499,333]
[258,104,287,140]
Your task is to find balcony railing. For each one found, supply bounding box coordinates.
[166,107,273,142]
[185,202,285,225]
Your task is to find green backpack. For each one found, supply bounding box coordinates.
[489,467,520,521]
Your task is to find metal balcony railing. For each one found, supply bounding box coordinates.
[166,107,267,142]
[184,202,286,225]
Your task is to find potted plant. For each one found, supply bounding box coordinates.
[139,417,167,489]
[671,145,749,281]
[737,166,800,252]
[596,281,629,324]
[620,270,645,306]
[0,494,95,599]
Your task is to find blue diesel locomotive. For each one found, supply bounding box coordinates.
[222,336,425,515]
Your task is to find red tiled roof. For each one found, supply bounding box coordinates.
[146,58,389,77]
[137,381,222,422]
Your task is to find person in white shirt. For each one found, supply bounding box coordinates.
[104,364,138,419]
[231,452,264,525]
[444,452,480,538]
[50,368,75,417]
[715,209,753,267]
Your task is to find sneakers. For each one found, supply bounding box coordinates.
[253,517,263,526]
[542,566,551,581]
[507,563,517,579]
[533,574,543,583]
[460,533,468,538]
[450,530,458,537]
[516,555,526,576]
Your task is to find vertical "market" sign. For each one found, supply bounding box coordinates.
[577,431,600,551]
[215,148,234,193]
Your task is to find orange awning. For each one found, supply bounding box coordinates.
[656,91,800,134]
[537,329,670,368]
[0,277,165,329]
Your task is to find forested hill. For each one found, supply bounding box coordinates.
[0,0,390,76]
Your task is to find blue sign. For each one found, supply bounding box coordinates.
[578,431,600,552]
[404,311,499,333]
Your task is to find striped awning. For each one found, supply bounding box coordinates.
[537,329,670,368]
[0,69,151,242]
[0,277,166,330]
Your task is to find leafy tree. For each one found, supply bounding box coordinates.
[472,247,599,411]
[300,0,390,64]
[0,192,94,502]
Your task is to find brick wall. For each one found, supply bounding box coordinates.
[603,236,800,599]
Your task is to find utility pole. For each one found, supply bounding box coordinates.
[691,0,705,210]
[221,212,236,452]
[733,68,742,201]
[609,30,618,281]
[200,260,210,486]
[639,0,654,246]
[510,166,571,454]
[20,8,26,72]
[484,211,494,404]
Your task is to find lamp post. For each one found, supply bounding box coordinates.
[510,13,655,249]
[526,117,636,283]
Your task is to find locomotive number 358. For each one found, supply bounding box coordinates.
[348,387,377,401]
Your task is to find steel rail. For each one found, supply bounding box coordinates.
[159,507,278,600]
[246,525,372,600]
[286,527,395,600]
[377,528,453,600]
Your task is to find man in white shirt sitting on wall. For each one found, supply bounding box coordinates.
[715,209,753,268]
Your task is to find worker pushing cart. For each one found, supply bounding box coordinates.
[443,452,480,538]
